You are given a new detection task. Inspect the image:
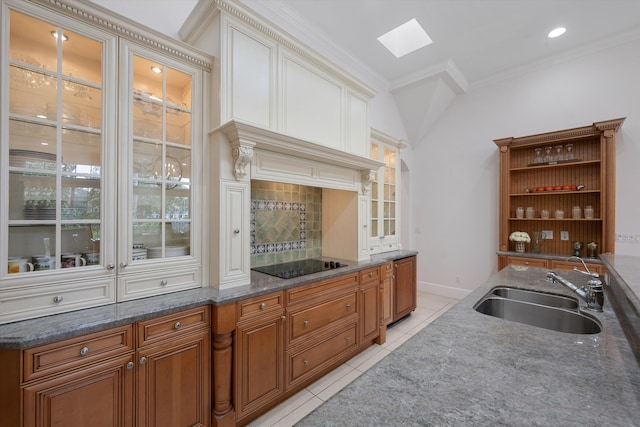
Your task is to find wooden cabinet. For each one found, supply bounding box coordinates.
[393,256,417,322]
[1,306,210,427]
[494,119,624,266]
[380,261,394,326]
[0,0,211,324]
[235,292,285,422]
[359,267,381,343]
[502,255,604,275]
[504,256,549,269]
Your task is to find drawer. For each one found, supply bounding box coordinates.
[0,278,116,324]
[23,324,134,382]
[286,273,358,306]
[359,266,380,284]
[288,292,357,344]
[286,323,358,388]
[137,305,210,347]
[237,291,284,323]
[117,268,200,301]
[506,256,548,269]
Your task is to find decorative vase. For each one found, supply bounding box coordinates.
[515,241,525,253]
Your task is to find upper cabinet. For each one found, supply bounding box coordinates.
[0,0,211,323]
[180,0,375,158]
[494,118,624,268]
[369,129,408,254]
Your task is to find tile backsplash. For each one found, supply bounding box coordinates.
[251,181,322,267]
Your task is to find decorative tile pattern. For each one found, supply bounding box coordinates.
[251,200,306,255]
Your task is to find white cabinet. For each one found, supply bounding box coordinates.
[0,0,211,322]
[369,129,408,254]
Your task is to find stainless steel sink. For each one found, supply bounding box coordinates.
[490,287,579,309]
[474,292,601,334]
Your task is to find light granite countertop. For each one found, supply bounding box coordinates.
[0,251,416,349]
[299,265,640,426]
[600,253,640,313]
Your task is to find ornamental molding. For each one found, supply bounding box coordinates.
[230,143,254,180]
[24,0,213,71]
[361,170,376,195]
[493,117,625,148]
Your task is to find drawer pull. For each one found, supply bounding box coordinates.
[525,262,529,266]
[139,357,147,365]
[120,262,128,268]
[303,320,309,327]
[160,280,168,286]
[79,346,89,356]
[303,360,309,367]
[369,272,373,278]
[174,321,181,330]
[53,295,63,303]
[260,303,267,309]
[346,304,352,310]
[126,361,134,369]
[107,264,115,270]
[346,337,351,343]
[281,316,286,322]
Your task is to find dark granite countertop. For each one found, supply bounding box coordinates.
[299,265,640,426]
[0,251,417,349]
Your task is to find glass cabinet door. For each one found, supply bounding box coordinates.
[369,140,399,253]
[3,9,111,278]
[125,52,193,265]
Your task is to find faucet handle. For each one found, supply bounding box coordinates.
[572,267,600,278]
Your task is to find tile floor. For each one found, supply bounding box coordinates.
[247,292,459,427]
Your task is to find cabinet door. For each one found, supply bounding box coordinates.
[235,313,285,421]
[136,330,211,427]
[2,6,117,292]
[117,41,202,278]
[381,262,394,326]
[394,256,416,321]
[360,280,380,343]
[23,354,134,427]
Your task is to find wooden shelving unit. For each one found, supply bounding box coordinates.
[494,118,625,269]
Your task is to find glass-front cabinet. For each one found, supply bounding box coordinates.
[369,129,407,254]
[0,1,208,323]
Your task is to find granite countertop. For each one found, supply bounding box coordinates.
[299,266,640,426]
[0,251,417,349]
[600,253,640,313]
[497,250,604,264]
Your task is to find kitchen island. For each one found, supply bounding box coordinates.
[299,265,640,426]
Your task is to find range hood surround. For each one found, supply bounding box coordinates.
[215,120,383,193]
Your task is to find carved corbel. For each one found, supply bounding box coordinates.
[230,139,255,181]
[361,170,376,195]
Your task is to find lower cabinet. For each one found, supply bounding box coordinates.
[393,256,417,321]
[380,261,394,326]
[359,267,381,343]
[3,306,211,427]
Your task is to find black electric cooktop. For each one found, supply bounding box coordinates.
[251,258,347,279]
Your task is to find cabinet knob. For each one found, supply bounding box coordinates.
[80,346,89,356]
[174,321,181,330]
[260,303,267,309]
[346,337,351,343]
[281,316,286,322]
[346,304,352,310]
[361,288,365,293]
[394,264,398,268]
[233,229,240,234]
[369,272,373,278]
[53,295,63,303]
[120,262,128,268]
[126,361,134,369]
[107,264,116,270]
[303,320,309,327]
[160,280,168,286]
[363,224,368,228]
[303,360,309,367]
[525,262,529,266]
[139,357,147,365]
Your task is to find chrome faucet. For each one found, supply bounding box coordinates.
[546,257,603,311]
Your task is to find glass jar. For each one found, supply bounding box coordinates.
[515,207,524,219]
[525,207,535,219]
[572,206,582,219]
[555,209,565,219]
[584,205,594,219]
[540,209,550,219]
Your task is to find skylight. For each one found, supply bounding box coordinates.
[377,18,432,58]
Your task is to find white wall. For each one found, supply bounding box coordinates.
[412,38,640,299]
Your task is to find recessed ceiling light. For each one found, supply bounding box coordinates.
[50,30,68,41]
[150,66,162,74]
[377,18,433,58]
[548,27,566,38]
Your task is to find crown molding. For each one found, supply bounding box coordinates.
[17,0,213,70]
[371,128,409,151]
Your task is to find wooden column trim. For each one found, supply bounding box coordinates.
[212,303,236,427]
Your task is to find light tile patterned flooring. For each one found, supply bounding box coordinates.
[247,292,459,427]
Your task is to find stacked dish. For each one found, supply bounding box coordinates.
[132,246,148,261]
[9,149,56,168]
[147,246,188,258]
